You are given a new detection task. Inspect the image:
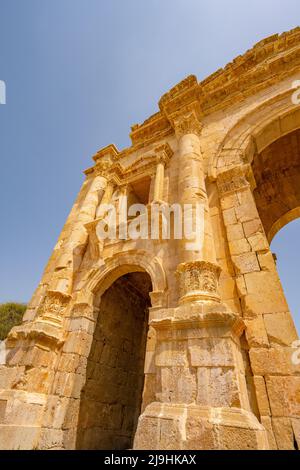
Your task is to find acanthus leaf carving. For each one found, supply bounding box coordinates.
[176,261,221,303]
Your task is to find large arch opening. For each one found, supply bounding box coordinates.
[252,128,300,335]
[252,128,300,243]
[76,271,152,450]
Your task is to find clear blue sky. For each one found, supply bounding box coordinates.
[0,0,299,333]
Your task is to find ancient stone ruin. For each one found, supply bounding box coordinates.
[0,28,300,450]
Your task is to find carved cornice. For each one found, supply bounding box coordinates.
[150,311,245,336]
[217,164,256,196]
[159,75,200,115]
[6,319,65,348]
[85,28,300,179]
[129,113,172,147]
[92,144,119,163]
[199,28,300,114]
[176,261,221,304]
[85,146,172,188]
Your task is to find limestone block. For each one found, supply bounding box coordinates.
[52,372,85,399]
[255,119,281,153]
[226,223,245,241]
[144,350,155,374]
[63,331,93,357]
[245,317,269,348]
[21,347,57,369]
[266,376,300,417]
[257,251,276,271]
[232,252,260,275]
[258,416,278,449]
[134,415,180,450]
[188,338,235,367]
[243,271,289,315]
[4,399,44,426]
[235,200,258,224]
[0,424,42,450]
[223,208,237,226]
[57,353,81,374]
[253,376,271,416]
[155,341,188,367]
[229,238,251,256]
[159,367,197,403]
[247,233,269,252]
[43,396,80,431]
[184,414,216,450]
[243,219,263,238]
[263,312,298,346]
[220,193,240,210]
[141,374,156,412]
[134,403,268,450]
[11,368,54,395]
[66,317,95,335]
[249,348,295,376]
[38,428,64,450]
[219,276,237,300]
[196,367,240,407]
[272,417,295,450]
[235,275,247,297]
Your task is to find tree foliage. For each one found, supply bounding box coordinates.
[0,303,26,340]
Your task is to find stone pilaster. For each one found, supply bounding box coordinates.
[153,144,173,202]
[217,163,299,449]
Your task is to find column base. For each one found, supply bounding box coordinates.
[133,402,269,450]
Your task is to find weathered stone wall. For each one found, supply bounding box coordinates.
[0,28,299,450]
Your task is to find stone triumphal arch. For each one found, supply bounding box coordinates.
[1,28,300,450]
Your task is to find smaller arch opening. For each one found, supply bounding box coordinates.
[76,271,152,450]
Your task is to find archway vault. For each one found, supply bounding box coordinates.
[252,128,300,242]
[210,90,300,179]
[76,270,153,450]
[85,250,167,307]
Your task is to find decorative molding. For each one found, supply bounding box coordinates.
[86,28,300,171]
[92,144,119,163]
[217,165,255,196]
[149,290,167,309]
[199,28,300,115]
[150,311,245,336]
[171,108,203,139]
[129,112,172,147]
[7,320,64,349]
[159,75,200,118]
[154,143,174,165]
[94,161,113,178]
[37,290,71,326]
[176,261,221,304]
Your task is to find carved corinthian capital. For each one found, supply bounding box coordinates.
[37,290,71,326]
[154,143,174,165]
[172,109,203,139]
[176,261,221,304]
[94,160,113,178]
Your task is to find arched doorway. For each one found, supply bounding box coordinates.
[76,271,152,450]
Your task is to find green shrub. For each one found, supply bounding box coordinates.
[0,303,26,340]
